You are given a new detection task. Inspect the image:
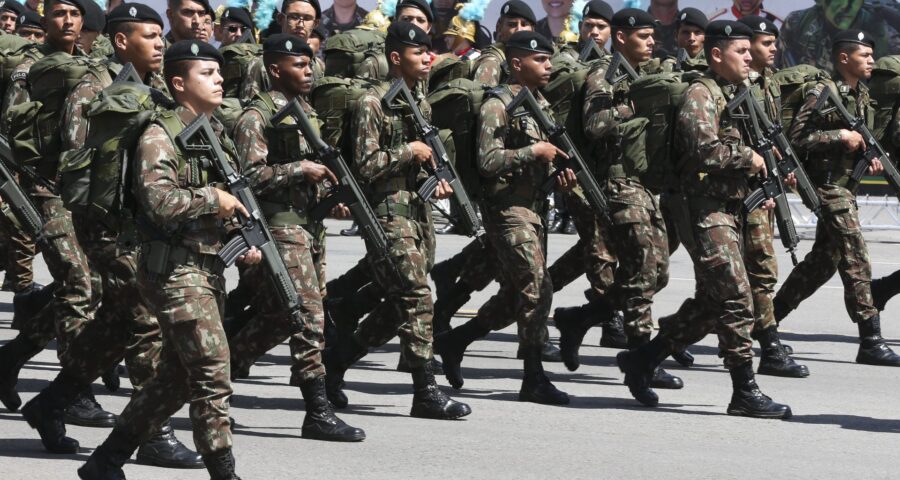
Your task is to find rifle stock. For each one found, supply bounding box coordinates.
[604,51,640,85]
[0,134,43,238]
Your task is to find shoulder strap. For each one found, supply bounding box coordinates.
[693,77,727,114]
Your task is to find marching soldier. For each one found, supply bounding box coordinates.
[663,7,708,71]
[471,0,535,87]
[163,0,216,47]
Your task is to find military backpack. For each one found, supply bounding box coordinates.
[0,35,31,112]
[323,27,388,78]
[309,75,380,163]
[868,55,900,153]
[221,42,264,99]
[771,64,828,133]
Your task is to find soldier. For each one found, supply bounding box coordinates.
[18,3,204,467]
[320,0,368,38]
[778,1,900,70]
[0,0,114,427]
[471,0,535,87]
[395,0,433,33]
[79,0,111,58]
[772,30,900,368]
[324,21,472,420]
[648,0,679,59]
[217,6,253,48]
[435,30,575,404]
[578,0,612,51]
[15,9,44,42]
[617,20,793,419]
[669,7,708,70]
[0,0,25,34]
[227,33,365,442]
[555,8,682,390]
[163,0,215,47]
[77,39,262,480]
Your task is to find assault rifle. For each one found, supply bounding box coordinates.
[0,134,43,238]
[506,86,609,220]
[383,79,481,236]
[604,51,640,85]
[271,98,406,288]
[578,41,606,63]
[729,87,801,265]
[814,84,900,200]
[176,114,305,333]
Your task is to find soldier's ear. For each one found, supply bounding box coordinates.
[267,62,281,82]
[389,50,402,67]
[113,31,127,51]
[509,55,521,73]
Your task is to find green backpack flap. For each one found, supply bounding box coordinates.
[220,42,263,99]
[772,64,827,132]
[427,78,490,198]
[323,28,387,78]
[626,70,703,192]
[212,96,247,138]
[89,35,114,59]
[9,51,100,178]
[0,36,31,111]
[58,81,171,231]
[428,54,475,92]
[310,75,379,161]
[869,55,900,151]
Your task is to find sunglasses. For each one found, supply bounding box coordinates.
[226,25,245,33]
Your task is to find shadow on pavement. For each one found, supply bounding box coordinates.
[789,414,900,433]
[0,438,91,460]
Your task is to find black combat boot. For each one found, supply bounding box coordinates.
[518,346,569,405]
[856,315,900,366]
[726,362,792,419]
[871,269,900,311]
[516,340,562,362]
[771,297,794,354]
[432,283,472,336]
[755,326,809,378]
[555,297,615,371]
[599,311,629,349]
[323,335,368,409]
[431,254,464,303]
[410,361,472,419]
[135,419,204,468]
[78,428,141,480]
[0,334,42,411]
[396,351,443,374]
[340,222,359,236]
[670,349,694,367]
[65,386,116,427]
[100,365,121,393]
[202,448,242,480]
[616,335,671,407]
[22,373,83,453]
[299,376,366,441]
[630,336,683,390]
[11,282,56,331]
[433,318,491,389]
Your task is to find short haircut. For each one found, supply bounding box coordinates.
[281,0,318,18]
[832,42,863,65]
[704,37,734,61]
[163,59,191,99]
[108,20,136,39]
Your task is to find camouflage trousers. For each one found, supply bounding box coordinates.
[116,262,232,455]
[474,209,551,348]
[548,189,616,301]
[774,185,877,323]
[455,235,500,292]
[229,225,326,383]
[0,209,36,291]
[657,198,754,368]
[19,197,92,357]
[353,210,436,368]
[744,208,778,332]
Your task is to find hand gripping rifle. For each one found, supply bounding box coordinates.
[729,87,801,265]
[604,51,640,85]
[383,79,481,236]
[505,86,610,221]
[0,134,43,238]
[175,114,305,333]
[270,98,407,288]
[814,84,900,200]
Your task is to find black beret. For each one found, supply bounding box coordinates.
[107,3,164,30]
[43,0,87,15]
[582,0,613,22]
[15,9,40,29]
[705,20,752,40]
[221,7,253,30]
[498,0,536,25]
[505,30,553,55]
[833,29,876,49]
[386,20,431,48]
[0,0,25,17]
[263,33,313,57]
[281,0,321,19]
[676,7,707,30]
[164,39,224,64]
[611,8,657,29]
[738,15,778,38]
[82,0,105,32]
[396,0,433,23]
[196,0,216,20]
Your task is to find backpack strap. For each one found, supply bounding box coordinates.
[693,76,727,116]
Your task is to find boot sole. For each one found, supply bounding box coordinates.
[517,392,570,405]
[64,414,117,428]
[757,366,810,378]
[301,431,366,442]
[23,402,80,454]
[856,354,900,367]
[727,405,793,420]
[135,453,205,469]
[410,404,472,420]
[0,389,22,412]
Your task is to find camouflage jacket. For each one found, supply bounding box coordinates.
[133,106,230,254]
[661,50,708,73]
[749,66,781,123]
[477,83,553,225]
[240,56,324,103]
[320,5,369,38]
[676,73,754,201]
[472,42,507,87]
[233,90,321,223]
[788,75,873,190]
[652,15,678,60]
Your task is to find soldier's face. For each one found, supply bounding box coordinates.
[280,1,319,39]
[676,25,704,57]
[580,17,610,46]
[42,2,82,44]
[749,33,776,70]
[116,22,164,75]
[167,0,208,41]
[197,15,213,42]
[496,17,532,43]
[0,11,17,34]
[274,54,314,96]
[617,27,655,63]
[733,0,762,15]
[842,45,874,80]
[512,52,552,88]
[172,60,224,113]
[220,19,247,46]
[712,39,751,83]
[17,26,45,43]
[395,45,431,82]
[397,7,430,33]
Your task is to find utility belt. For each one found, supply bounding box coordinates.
[371,190,423,220]
[258,199,309,227]
[607,163,641,183]
[809,166,857,191]
[140,240,225,280]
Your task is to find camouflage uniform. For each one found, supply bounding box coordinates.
[320,5,368,38]
[773,77,879,324]
[114,107,234,455]
[581,59,670,340]
[655,74,756,369]
[227,91,328,383]
[240,56,324,104]
[660,50,708,72]
[651,14,678,59]
[471,42,507,87]
[471,84,554,347]
[0,200,37,292]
